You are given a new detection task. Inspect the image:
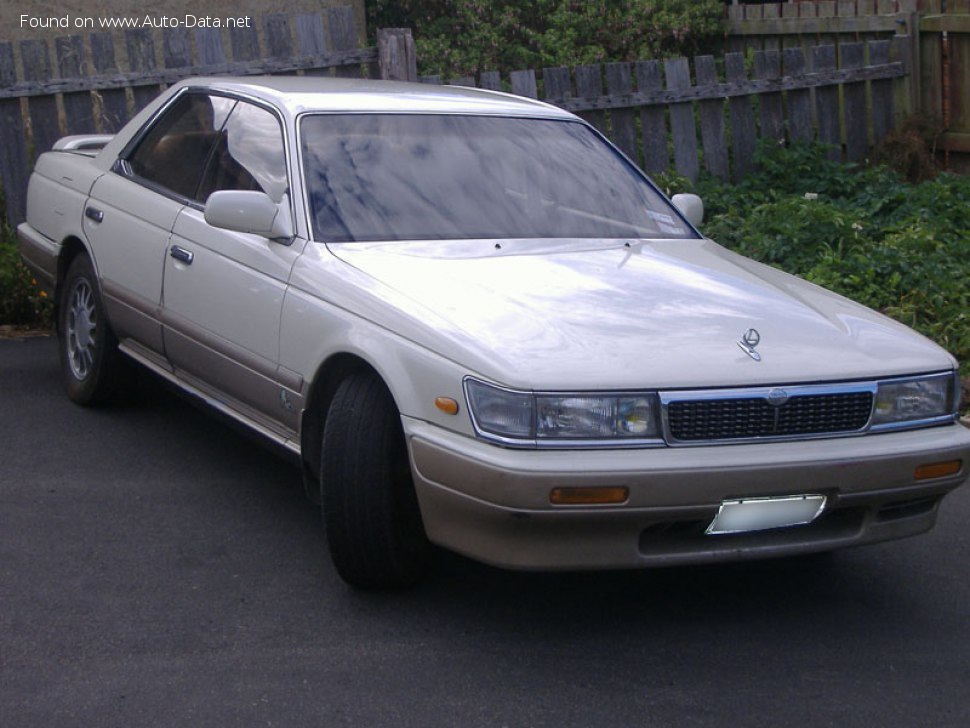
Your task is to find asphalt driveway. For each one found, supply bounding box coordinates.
[2,337,968,727]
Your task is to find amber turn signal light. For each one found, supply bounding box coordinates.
[435,397,460,415]
[914,460,962,481]
[550,486,629,506]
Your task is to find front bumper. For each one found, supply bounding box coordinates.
[404,418,970,570]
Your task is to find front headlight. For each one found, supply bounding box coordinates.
[871,372,958,427]
[465,379,662,446]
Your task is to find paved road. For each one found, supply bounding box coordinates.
[2,337,968,727]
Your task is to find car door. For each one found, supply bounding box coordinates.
[161,99,306,434]
[83,91,234,354]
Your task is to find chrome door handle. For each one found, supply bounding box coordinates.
[169,245,194,264]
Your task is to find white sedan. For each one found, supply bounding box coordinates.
[18,76,969,588]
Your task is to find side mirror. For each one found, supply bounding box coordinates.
[671,193,704,227]
[204,190,293,241]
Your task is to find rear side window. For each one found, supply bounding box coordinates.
[126,93,236,199]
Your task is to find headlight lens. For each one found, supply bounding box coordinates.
[465,379,661,443]
[872,373,956,426]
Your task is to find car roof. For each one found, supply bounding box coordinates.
[171,76,576,120]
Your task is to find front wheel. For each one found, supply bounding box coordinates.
[58,255,121,405]
[320,372,431,588]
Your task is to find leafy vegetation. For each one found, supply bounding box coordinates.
[682,142,969,408]
[0,219,52,331]
[366,0,725,79]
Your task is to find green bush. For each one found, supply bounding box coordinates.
[690,143,970,400]
[0,222,53,329]
[366,0,725,79]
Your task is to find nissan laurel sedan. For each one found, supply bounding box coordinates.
[17,76,970,588]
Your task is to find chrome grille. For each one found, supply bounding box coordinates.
[666,390,874,442]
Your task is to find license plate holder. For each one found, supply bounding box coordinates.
[706,495,827,535]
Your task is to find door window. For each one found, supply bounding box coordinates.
[127,93,236,199]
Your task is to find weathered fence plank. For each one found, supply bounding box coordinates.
[754,50,785,144]
[328,5,361,78]
[605,63,637,162]
[814,45,842,160]
[636,60,669,174]
[229,22,261,62]
[543,67,572,102]
[575,65,606,132]
[695,55,729,181]
[265,15,293,60]
[725,52,757,180]
[56,36,95,136]
[125,29,160,112]
[378,28,417,82]
[162,28,192,69]
[90,33,129,132]
[510,70,538,99]
[21,40,60,157]
[664,58,699,182]
[479,71,501,91]
[783,47,815,143]
[0,42,30,224]
[195,27,226,66]
[869,40,895,145]
[841,42,868,162]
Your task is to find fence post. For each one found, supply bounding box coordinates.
[377,29,417,82]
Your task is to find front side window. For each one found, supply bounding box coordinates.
[127,92,236,199]
[300,114,698,243]
[197,101,288,204]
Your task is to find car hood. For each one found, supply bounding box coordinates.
[326,238,953,390]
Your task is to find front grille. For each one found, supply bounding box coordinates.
[667,391,873,442]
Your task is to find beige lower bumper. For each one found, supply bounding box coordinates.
[404,418,970,570]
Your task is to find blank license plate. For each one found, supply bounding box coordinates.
[706,495,826,535]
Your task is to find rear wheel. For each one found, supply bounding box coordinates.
[58,255,121,405]
[320,372,431,588]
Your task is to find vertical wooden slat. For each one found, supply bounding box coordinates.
[162,28,191,70]
[0,42,30,224]
[783,47,815,143]
[890,34,915,119]
[510,70,538,98]
[754,50,785,144]
[636,60,669,175]
[858,0,875,15]
[229,19,261,62]
[605,63,637,162]
[841,42,868,161]
[877,0,895,13]
[543,67,572,102]
[575,65,605,132]
[296,13,327,54]
[328,5,361,78]
[195,28,226,66]
[449,76,474,87]
[377,28,417,82]
[20,40,60,157]
[695,55,729,181]
[868,40,895,144]
[918,20,944,124]
[265,14,293,60]
[725,52,757,180]
[948,5,970,146]
[90,33,128,132]
[125,29,159,112]
[56,35,95,136]
[813,45,842,159]
[479,71,501,91]
[837,1,856,17]
[664,57,699,183]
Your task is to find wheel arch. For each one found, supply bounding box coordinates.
[54,235,94,329]
[300,352,399,484]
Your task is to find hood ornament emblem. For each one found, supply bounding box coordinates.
[738,328,762,361]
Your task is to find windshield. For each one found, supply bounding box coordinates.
[300,114,697,243]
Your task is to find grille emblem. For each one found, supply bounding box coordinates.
[767,388,790,406]
[737,328,762,361]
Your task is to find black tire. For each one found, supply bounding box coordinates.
[58,255,122,405]
[320,372,431,588]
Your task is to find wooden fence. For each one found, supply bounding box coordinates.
[728,0,970,158]
[420,38,909,185]
[0,5,396,226]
